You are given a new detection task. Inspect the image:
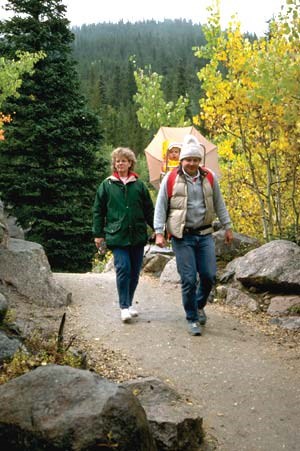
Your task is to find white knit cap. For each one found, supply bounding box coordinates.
[180,134,204,161]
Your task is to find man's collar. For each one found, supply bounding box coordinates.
[182,168,200,181]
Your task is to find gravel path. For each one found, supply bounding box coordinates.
[54,272,300,451]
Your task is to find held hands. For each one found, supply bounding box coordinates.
[155,233,167,248]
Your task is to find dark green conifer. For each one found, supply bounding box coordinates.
[0,0,106,272]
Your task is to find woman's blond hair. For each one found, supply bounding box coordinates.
[111,147,137,172]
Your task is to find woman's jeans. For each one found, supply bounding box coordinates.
[171,234,216,322]
[112,245,144,309]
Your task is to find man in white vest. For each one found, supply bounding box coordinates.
[154,134,233,336]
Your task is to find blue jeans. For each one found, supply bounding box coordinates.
[171,234,216,322]
[112,245,144,309]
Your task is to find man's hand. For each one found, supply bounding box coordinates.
[94,237,105,249]
[155,233,167,248]
[224,229,234,245]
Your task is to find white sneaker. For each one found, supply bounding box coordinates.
[121,308,132,322]
[129,305,138,317]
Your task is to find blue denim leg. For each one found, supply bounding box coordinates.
[128,245,144,305]
[112,245,144,309]
[194,234,216,309]
[172,234,216,321]
[172,235,199,321]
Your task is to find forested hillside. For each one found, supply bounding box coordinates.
[71,20,206,153]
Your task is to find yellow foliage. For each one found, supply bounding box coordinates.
[195,1,300,243]
[217,138,235,161]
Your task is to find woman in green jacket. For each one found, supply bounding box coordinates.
[93,147,154,323]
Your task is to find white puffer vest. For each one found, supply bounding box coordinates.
[166,171,215,238]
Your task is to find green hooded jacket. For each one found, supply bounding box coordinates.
[92,173,154,247]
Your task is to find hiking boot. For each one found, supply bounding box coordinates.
[121,308,132,322]
[129,305,138,317]
[198,308,207,325]
[188,321,202,336]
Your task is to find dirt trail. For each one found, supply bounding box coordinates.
[54,272,300,451]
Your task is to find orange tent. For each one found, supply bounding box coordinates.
[144,126,220,189]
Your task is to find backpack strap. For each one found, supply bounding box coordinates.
[167,168,179,198]
[200,166,214,188]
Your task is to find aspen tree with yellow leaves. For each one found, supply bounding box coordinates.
[0,51,44,139]
[193,0,299,243]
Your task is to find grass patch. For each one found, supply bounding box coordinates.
[0,313,84,385]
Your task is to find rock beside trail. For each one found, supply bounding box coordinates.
[270,316,300,330]
[0,365,157,451]
[267,295,300,316]
[123,377,204,451]
[0,238,71,307]
[225,287,258,312]
[219,240,300,330]
[222,240,300,293]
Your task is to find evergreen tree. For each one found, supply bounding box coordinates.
[0,0,106,272]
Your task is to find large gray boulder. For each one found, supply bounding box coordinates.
[123,377,203,451]
[0,365,157,451]
[221,240,300,293]
[0,238,71,307]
